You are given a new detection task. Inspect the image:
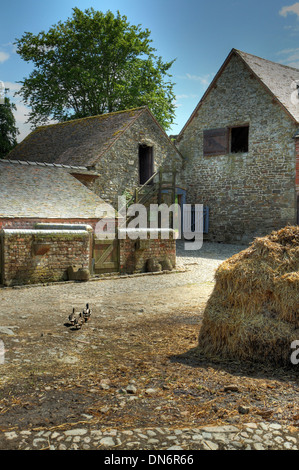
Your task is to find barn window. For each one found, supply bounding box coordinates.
[203,128,229,156]
[203,125,249,156]
[230,126,249,153]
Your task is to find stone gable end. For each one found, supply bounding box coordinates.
[177,53,297,243]
[92,110,184,207]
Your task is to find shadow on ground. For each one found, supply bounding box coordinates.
[169,345,299,385]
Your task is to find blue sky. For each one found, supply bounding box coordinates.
[1,0,299,141]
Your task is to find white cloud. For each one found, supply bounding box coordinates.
[277,47,299,54]
[186,73,211,85]
[3,81,22,93]
[13,103,32,142]
[174,93,200,111]
[0,51,9,63]
[276,48,299,68]
[176,93,199,100]
[178,72,214,87]
[279,2,299,17]
[3,82,32,142]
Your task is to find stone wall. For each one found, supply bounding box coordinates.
[1,229,91,286]
[0,227,177,285]
[118,229,176,274]
[91,111,184,207]
[295,138,299,193]
[177,53,297,244]
[0,218,101,232]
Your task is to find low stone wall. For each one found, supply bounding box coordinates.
[0,227,177,286]
[0,229,91,286]
[0,218,100,231]
[118,229,176,274]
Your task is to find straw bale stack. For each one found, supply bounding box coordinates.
[197,226,299,365]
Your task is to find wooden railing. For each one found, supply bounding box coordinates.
[127,170,159,206]
[121,165,177,226]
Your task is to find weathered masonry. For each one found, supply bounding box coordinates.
[0,227,177,286]
[5,47,299,261]
[7,106,185,209]
[176,48,299,244]
[118,229,176,275]
[1,110,182,285]
[0,229,91,286]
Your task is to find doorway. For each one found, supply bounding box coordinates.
[139,145,153,185]
[92,238,119,274]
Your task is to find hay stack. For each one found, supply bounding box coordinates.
[197,226,299,365]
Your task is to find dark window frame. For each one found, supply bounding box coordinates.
[203,124,249,157]
[230,124,249,154]
[138,144,154,185]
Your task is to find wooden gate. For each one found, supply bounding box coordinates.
[93,238,119,274]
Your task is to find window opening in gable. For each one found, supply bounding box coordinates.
[230,126,249,153]
[203,125,249,156]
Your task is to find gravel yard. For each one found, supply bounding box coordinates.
[0,240,299,450]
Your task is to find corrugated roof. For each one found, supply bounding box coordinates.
[0,161,115,219]
[7,107,146,167]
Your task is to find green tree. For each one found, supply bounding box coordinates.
[15,8,176,130]
[0,95,19,158]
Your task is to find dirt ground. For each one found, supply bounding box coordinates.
[0,242,299,435]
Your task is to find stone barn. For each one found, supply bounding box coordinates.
[7,106,185,209]
[176,48,299,244]
[0,159,115,231]
[0,159,118,285]
[0,159,178,284]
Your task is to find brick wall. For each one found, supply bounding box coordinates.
[119,229,176,274]
[1,229,91,286]
[177,53,297,244]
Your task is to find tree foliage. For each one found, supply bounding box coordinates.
[0,96,19,158]
[15,8,176,129]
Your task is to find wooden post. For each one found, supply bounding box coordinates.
[158,167,163,228]
[158,167,163,205]
[171,165,176,229]
[172,167,176,204]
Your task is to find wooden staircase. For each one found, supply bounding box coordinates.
[122,166,177,226]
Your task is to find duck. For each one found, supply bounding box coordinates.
[68,308,77,326]
[82,303,91,322]
[74,312,84,329]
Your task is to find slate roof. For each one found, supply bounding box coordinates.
[7,107,147,167]
[237,49,299,122]
[0,160,115,219]
[179,48,299,136]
